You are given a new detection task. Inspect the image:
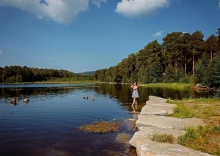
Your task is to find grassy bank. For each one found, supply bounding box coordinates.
[140,83,191,90]
[167,98,220,155]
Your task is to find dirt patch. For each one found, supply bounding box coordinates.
[203,116,220,125]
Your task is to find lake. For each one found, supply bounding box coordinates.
[0,83,212,156]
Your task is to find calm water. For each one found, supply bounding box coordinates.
[0,83,212,156]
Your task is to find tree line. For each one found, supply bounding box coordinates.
[0,66,92,83]
[94,29,220,88]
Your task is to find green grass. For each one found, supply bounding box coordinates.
[168,97,220,118]
[141,83,191,90]
[151,133,175,144]
[178,125,220,155]
[168,98,220,155]
[166,98,178,104]
[169,103,195,118]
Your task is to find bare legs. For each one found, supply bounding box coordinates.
[132,98,137,113]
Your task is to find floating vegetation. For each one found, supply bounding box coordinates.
[79,121,122,133]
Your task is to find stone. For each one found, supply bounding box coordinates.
[141,104,174,115]
[129,126,185,147]
[135,139,211,156]
[129,96,209,156]
[136,115,204,130]
[148,96,167,103]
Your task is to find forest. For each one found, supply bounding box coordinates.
[94,29,220,88]
[0,66,93,83]
[1,29,220,88]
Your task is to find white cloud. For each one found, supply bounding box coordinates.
[115,0,171,18]
[218,0,220,8]
[91,0,107,8]
[0,49,3,55]
[0,0,90,24]
[153,31,163,37]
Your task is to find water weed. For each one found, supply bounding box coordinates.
[79,120,122,133]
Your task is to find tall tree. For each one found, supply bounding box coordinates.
[181,33,191,74]
[205,34,218,61]
[190,31,204,75]
[163,32,183,75]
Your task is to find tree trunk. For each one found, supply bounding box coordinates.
[192,53,195,76]
[184,52,187,76]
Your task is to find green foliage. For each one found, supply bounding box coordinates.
[175,66,186,83]
[151,133,174,144]
[170,103,195,118]
[93,28,220,88]
[137,66,148,84]
[164,66,175,83]
[0,65,93,83]
[142,83,190,90]
[178,125,220,155]
[205,54,220,87]
[188,75,197,85]
[147,61,163,83]
[194,59,206,85]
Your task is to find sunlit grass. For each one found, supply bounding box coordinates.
[151,133,175,144]
[168,97,220,155]
[169,103,195,118]
[141,83,191,90]
[178,125,220,155]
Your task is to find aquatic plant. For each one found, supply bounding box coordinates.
[79,120,122,133]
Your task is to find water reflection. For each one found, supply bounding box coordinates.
[0,83,214,107]
[0,83,215,156]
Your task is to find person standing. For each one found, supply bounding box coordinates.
[131,82,139,113]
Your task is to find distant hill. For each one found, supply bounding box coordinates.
[78,71,95,75]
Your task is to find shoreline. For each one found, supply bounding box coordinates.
[129,96,212,156]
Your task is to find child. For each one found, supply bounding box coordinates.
[131,82,139,113]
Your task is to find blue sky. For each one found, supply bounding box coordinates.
[0,0,220,73]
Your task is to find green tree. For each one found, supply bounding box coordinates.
[163,32,181,70]
[205,35,218,61]
[206,54,220,88]
[181,33,191,74]
[194,59,206,85]
[164,66,175,83]
[190,31,204,75]
[147,61,163,83]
